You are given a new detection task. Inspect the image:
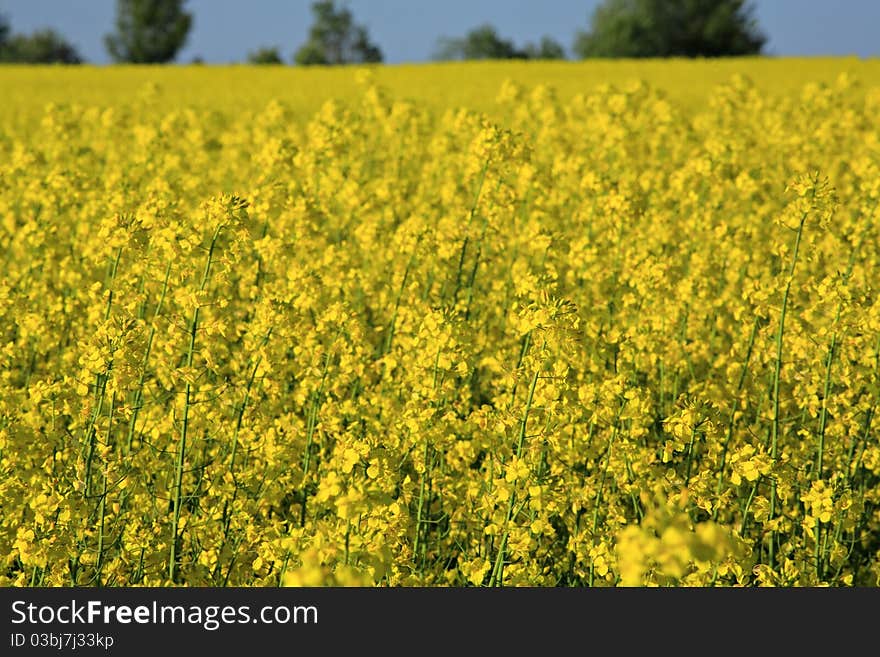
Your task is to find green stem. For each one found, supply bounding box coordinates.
[126,262,172,454]
[816,247,857,480]
[230,329,273,473]
[83,249,123,498]
[815,331,837,479]
[714,316,760,520]
[300,346,333,527]
[684,424,699,486]
[413,440,430,573]
[452,160,489,306]
[768,213,807,569]
[489,366,540,587]
[170,224,222,583]
[464,217,489,321]
[589,425,618,587]
[383,256,413,355]
[95,474,107,585]
[740,479,759,536]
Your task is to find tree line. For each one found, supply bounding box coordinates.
[0,0,766,65]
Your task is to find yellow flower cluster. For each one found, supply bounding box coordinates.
[1,65,879,587]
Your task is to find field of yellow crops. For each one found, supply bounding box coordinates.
[1,61,879,587]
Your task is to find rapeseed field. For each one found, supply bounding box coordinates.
[1,60,879,586]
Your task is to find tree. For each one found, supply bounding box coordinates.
[0,15,83,63]
[2,29,83,63]
[247,46,283,65]
[0,14,9,50]
[105,0,193,63]
[434,24,527,61]
[523,36,567,60]
[434,25,565,61]
[294,1,382,66]
[573,0,766,59]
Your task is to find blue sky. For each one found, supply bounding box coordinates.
[1,0,878,64]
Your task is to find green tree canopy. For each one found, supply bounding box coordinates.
[524,36,567,60]
[2,29,83,64]
[247,46,283,65]
[105,0,193,63]
[294,1,383,66]
[435,25,565,61]
[0,15,83,63]
[435,24,526,60]
[0,14,9,48]
[574,0,766,58]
